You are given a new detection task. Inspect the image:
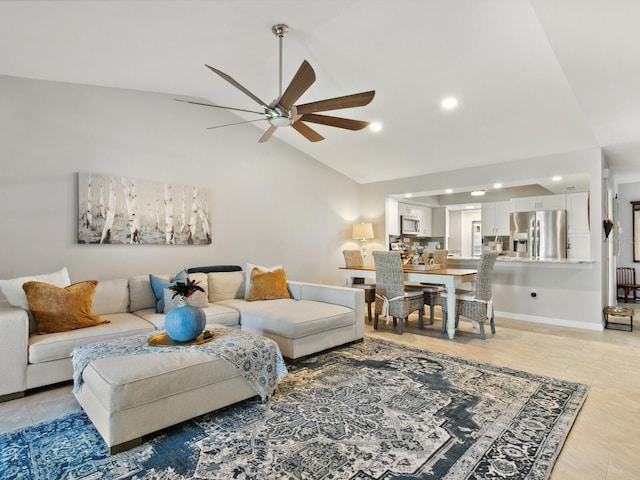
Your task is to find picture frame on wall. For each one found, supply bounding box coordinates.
[77,172,212,245]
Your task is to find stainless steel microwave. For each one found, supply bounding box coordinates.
[400,216,421,235]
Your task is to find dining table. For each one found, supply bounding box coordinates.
[339,264,477,339]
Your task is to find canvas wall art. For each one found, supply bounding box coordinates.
[78,173,212,245]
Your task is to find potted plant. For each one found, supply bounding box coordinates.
[164,279,207,342]
[168,279,205,305]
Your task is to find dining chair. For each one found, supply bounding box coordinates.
[439,251,499,339]
[372,251,424,334]
[342,249,376,322]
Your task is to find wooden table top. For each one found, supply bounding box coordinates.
[340,265,478,276]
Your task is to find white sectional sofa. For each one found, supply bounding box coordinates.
[0,267,364,402]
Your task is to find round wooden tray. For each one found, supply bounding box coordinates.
[148,330,215,347]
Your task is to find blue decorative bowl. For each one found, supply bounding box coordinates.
[165,305,206,342]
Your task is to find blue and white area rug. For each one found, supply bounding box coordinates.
[1,338,587,479]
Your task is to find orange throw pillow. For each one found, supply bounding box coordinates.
[247,268,291,302]
[23,280,107,334]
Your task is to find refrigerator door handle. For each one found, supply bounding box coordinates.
[536,219,540,258]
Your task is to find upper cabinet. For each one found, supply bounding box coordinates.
[398,202,421,217]
[510,194,567,212]
[431,207,446,237]
[481,201,510,236]
[566,192,590,234]
[386,197,400,236]
[421,206,432,236]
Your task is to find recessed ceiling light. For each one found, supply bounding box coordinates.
[494,183,503,189]
[441,97,458,110]
[369,122,382,132]
[552,176,562,182]
[470,190,485,196]
[445,188,453,194]
[465,205,476,209]
[405,193,412,198]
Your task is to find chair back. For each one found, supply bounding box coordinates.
[617,267,636,285]
[474,251,499,301]
[372,251,405,299]
[343,249,364,267]
[343,249,366,284]
[425,249,448,266]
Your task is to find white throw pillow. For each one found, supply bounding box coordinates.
[208,271,246,302]
[163,288,209,313]
[244,264,282,299]
[0,267,71,310]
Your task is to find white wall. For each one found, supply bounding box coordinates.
[0,76,362,287]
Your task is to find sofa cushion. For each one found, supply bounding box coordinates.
[187,265,242,274]
[149,270,188,313]
[128,275,157,312]
[133,304,240,330]
[28,312,154,364]
[247,268,291,302]
[0,267,70,310]
[187,272,209,300]
[82,351,245,412]
[23,280,107,334]
[244,264,281,299]
[92,278,129,315]
[208,271,246,302]
[217,298,354,339]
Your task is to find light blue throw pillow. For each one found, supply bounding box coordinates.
[149,269,188,313]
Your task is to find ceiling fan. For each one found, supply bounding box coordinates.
[177,24,375,143]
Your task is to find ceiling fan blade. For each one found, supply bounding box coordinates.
[258,125,278,143]
[300,113,369,131]
[205,64,270,108]
[174,99,265,115]
[291,121,325,142]
[295,90,375,115]
[278,60,316,110]
[206,118,267,130]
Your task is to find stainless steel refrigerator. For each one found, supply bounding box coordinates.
[510,210,567,259]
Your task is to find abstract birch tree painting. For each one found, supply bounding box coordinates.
[78,173,212,245]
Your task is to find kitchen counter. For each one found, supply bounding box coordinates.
[446,255,594,266]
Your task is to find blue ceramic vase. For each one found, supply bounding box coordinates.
[165,301,206,342]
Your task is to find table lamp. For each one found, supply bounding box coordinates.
[352,222,374,258]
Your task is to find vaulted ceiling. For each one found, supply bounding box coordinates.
[2,1,639,185]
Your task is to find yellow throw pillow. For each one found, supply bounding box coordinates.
[247,267,291,302]
[23,280,107,334]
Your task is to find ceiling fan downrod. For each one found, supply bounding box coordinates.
[272,24,288,98]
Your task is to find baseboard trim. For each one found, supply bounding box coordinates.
[0,391,25,403]
[495,311,604,331]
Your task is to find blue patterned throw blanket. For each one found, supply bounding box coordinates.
[71,326,288,401]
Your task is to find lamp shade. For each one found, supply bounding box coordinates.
[352,223,374,240]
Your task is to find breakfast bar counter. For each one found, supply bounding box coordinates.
[445,253,601,331]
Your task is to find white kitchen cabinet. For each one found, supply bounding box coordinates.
[420,206,432,236]
[431,207,446,237]
[398,202,421,217]
[481,201,510,236]
[566,192,590,234]
[568,233,590,259]
[385,197,400,236]
[510,194,566,212]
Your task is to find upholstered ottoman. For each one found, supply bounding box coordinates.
[73,327,287,454]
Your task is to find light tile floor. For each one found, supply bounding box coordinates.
[1,306,639,479]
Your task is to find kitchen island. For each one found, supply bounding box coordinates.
[446,254,601,331]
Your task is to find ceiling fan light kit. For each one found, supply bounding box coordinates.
[178,24,375,143]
